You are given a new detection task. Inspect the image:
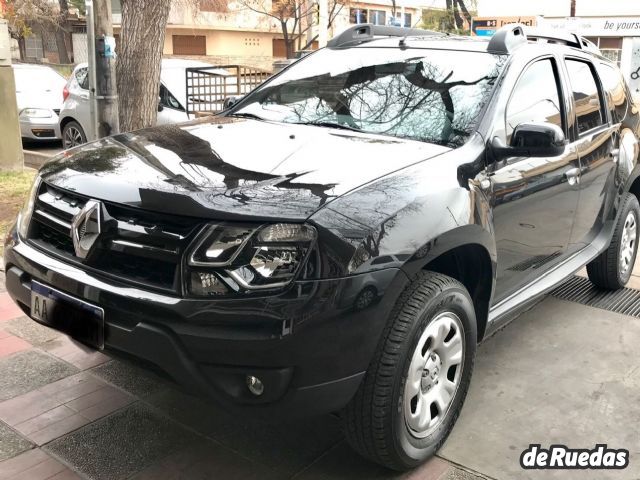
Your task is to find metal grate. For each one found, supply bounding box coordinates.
[185,65,271,115]
[550,275,640,318]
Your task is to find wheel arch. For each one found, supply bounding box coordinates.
[402,225,496,341]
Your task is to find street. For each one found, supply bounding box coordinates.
[1,263,640,480]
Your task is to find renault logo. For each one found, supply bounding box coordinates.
[71,200,102,259]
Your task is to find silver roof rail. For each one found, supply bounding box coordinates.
[487,24,602,55]
[327,24,441,49]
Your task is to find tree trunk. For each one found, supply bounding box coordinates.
[18,37,26,61]
[56,0,71,63]
[117,0,171,132]
[282,22,294,59]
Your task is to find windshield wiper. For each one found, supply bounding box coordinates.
[227,112,265,120]
[294,121,362,132]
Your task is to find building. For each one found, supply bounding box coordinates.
[110,0,424,71]
[475,0,640,95]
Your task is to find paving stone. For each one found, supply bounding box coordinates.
[144,386,238,438]
[0,421,33,462]
[42,336,109,370]
[0,334,31,359]
[0,271,6,293]
[0,350,78,402]
[0,293,24,323]
[131,438,279,480]
[4,316,62,345]
[438,467,486,480]
[0,448,81,480]
[90,359,166,398]
[217,413,344,476]
[0,372,134,446]
[45,402,201,480]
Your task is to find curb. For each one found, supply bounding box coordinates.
[23,150,54,170]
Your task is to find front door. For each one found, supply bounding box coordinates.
[491,57,581,303]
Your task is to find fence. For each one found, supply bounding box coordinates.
[185,65,271,116]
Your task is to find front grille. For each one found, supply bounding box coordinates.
[27,182,201,293]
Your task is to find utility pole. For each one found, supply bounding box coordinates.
[86,0,119,141]
[0,19,24,171]
[570,0,576,17]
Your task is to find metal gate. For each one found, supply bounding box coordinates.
[185,65,271,116]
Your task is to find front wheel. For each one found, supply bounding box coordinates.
[342,271,477,471]
[587,193,640,290]
[62,120,87,149]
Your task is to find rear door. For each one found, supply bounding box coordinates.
[491,56,581,302]
[564,59,619,247]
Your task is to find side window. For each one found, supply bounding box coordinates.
[75,67,89,90]
[159,84,184,111]
[565,59,605,134]
[506,59,564,143]
[596,62,628,123]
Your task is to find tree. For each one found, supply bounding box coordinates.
[116,0,226,131]
[1,0,59,59]
[422,0,476,34]
[241,0,345,59]
[55,0,70,64]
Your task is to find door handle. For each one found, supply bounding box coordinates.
[564,167,581,186]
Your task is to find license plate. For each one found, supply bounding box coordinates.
[30,281,105,349]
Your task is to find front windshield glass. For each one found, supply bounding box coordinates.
[234,47,506,147]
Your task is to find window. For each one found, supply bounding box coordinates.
[370,10,386,26]
[159,84,183,111]
[565,59,604,134]
[172,35,206,55]
[597,63,628,123]
[404,13,412,28]
[75,67,89,90]
[506,59,563,142]
[350,8,367,24]
[585,37,622,66]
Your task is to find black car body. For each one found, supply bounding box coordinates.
[4,24,640,470]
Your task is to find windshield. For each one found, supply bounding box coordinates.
[233,47,506,147]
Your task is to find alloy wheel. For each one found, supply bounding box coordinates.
[64,126,84,148]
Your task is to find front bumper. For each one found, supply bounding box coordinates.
[20,115,61,140]
[4,235,408,418]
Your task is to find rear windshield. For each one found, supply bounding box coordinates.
[234,47,506,147]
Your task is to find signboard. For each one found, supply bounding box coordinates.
[471,16,537,37]
[540,17,640,37]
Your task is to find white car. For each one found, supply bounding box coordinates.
[13,64,67,141]
[59,59,226,148]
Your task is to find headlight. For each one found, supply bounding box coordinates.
[187,223,317,296]
[17,176,41,239]
[20,108,53,119]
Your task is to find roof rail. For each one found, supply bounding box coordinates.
[487,24,602,55]
[327,23,441,49]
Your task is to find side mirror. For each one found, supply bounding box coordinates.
[223,96,241,110]
[491,122,567,160]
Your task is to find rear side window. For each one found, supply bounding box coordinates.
[75,67,89,90]
[596,62,628,123]
[506,58,564,143]
[565,59,604,134]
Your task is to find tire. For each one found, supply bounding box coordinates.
[587,193,640,290]
[342,271,477,471]
[62,120,87,149]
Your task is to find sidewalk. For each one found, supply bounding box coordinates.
[0,264,639,479]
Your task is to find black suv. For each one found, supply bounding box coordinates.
[4,23,640,470]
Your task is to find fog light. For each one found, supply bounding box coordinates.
[246,375,264,396]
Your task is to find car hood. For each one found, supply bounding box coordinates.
[40,117,451,221]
